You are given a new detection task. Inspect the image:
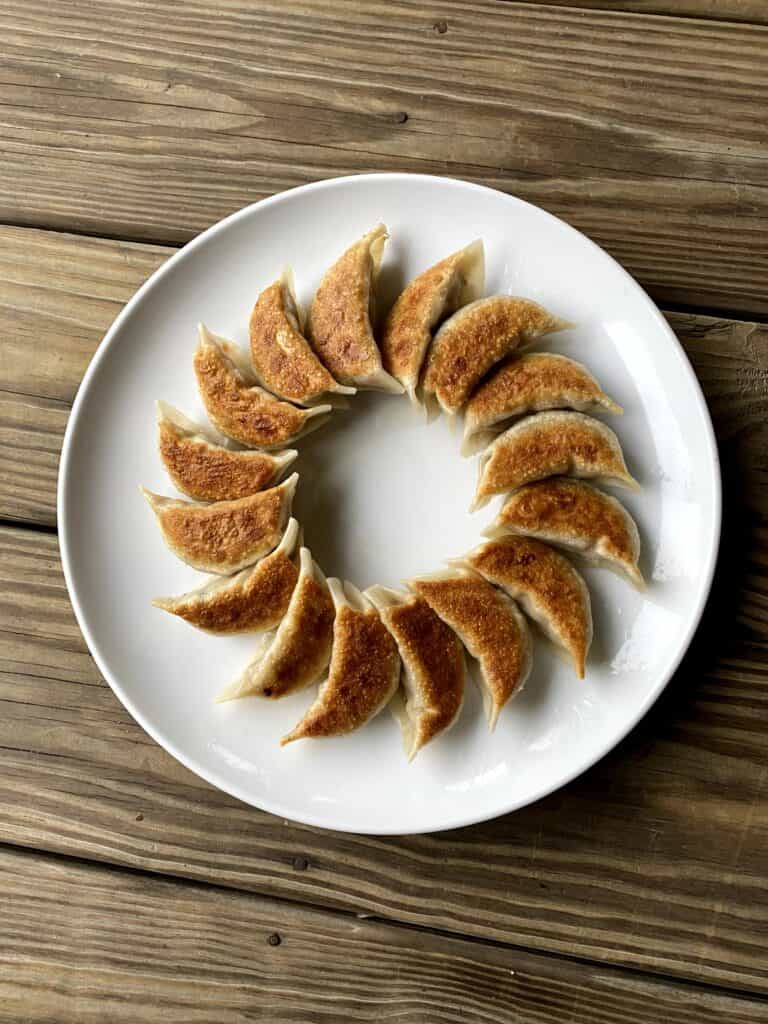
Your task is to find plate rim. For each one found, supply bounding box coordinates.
[57,172,722,835]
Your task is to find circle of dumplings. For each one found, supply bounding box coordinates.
[145,226,642,760]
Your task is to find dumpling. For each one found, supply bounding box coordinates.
[141,473,297,574]
[462,353,622,455]
[462,536,592,678]
[379,240,484,402]
[250,271,355,406]
[472,411,638,511]
[281,580,400,745]
[422,296,570,416]
[217,547,335,701]
[488,478,644,588]
[365,587,464,760]
[307,224,402,393]
[194,325,330,448]
[408,568,532,729]
[157,401,297,502]
[152,518,300,634]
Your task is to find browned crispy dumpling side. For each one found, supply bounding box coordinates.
[152,518,300,634]
[282,581,400,744]
[194,326,329,449]
[307,224,401,393]
[473,411,638,511]
[462,536,592,679]
[380,240,484,401]
[250,273,354,406]
[142,473,297,575]
[422,296,569,416]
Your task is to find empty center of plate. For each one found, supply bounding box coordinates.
[291,391,484,590]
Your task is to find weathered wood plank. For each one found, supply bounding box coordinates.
[1,515,768,992]
[4,847,766,1024]
[1,1,767,313]
[513,1,768,25]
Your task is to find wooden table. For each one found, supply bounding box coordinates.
[1,1,767,1020]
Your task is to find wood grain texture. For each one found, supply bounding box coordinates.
[513,1,768,25]
[1,1,767,314]
[4,848,767,1024]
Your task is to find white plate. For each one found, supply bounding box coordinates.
[59,174,720,835]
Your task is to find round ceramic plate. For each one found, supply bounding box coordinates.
[59,173,720,835]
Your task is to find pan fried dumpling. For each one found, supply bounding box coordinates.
[462,536,592,679]
[307,224,402,393]
[152,518,300,634]
[462,353,622,455]
[281,580,400,745]
[489,478,644,588]
[195,326,330,449]
[472,411,638,511]
[142,473,297,574]
[157,401,297,502]
[409,568,532,730]
[366,587,464,760]
[217,547,335,701]
[380,240,484,401]
[422,296,570,416]
[250,271,355,406]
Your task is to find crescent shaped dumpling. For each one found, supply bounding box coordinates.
[422,296,570,416]
[194,326,330,449]
[366,587,465,760]
[141,473,297,574]
[281,580,401,745]
[472,411,639,511]
[250,271,355,406]
[462,536,592,679]
[408,568,532,730]
[157,401,297,502]
[152,518,300,634]
[380,240,484,402]
[217,547,335,701]
[488,478,644,589]
[462,353,622,455]
[307,224,402,393]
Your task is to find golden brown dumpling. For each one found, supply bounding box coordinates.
[380,241,484,402]
[422,296,569,416]
[157,402,297,502]
[152,518,300,634]
[366,586,465,760]
[307,225,402,392]
[250,271,355,405]
[281,580,401,745]
[462,536,592,679]
[194,326,330,449]
[409,568,532,729]
[472,411,638,511]
[488,478,643,588]
[141,473,297,574]
[462,353,622,455]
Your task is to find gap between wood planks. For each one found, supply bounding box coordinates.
[508,1,768,27]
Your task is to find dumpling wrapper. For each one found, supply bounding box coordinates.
[366,586,465,761]
[472,411,639,511]
[488,478,644,589]
[141,473,297,574]
[281,580,400,745]
[250,271,355,406]
[152,517,300,634]
[462,353,622,455]
[195,325,330,449]
[462,536,592,679]
[380,240,484,402]
[157,401,297,502]
[409,568,532,730]
[217,547,335,701]
[307,224,402,393]
[422,296,570,416]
